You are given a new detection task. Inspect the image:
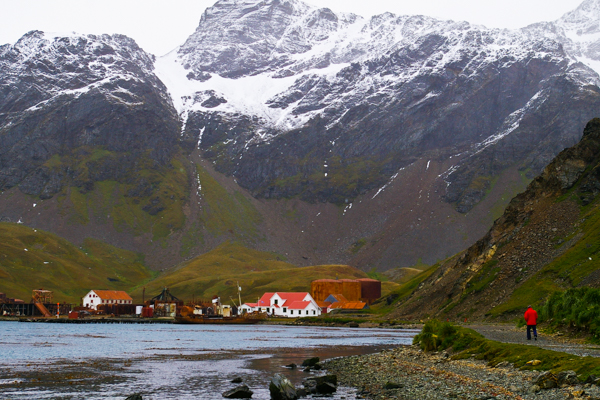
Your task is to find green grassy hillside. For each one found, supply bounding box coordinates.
[0,223,153,304]
[131,241,373,304]
[45,147,189,241]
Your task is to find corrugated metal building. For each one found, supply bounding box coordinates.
[311,278,381,305]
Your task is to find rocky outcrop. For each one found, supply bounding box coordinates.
[0,31,180,199]
[392,118,600,319]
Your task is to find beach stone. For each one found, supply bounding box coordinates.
[535,371,558,389]
[303,374,337,394]
[296,388,307,398]
[312,363,323,370]
[231,377,243,383]
[223,385,253,399]
[125,395,143,400]
[316,382,337,394]
[495,361,512,368]
[586,375,600,385]
[384,382,404,390]
[557,370,579,386]
[301,357,320,367]
[269,373,297,400]
[303,379,317,394]
[285,363,297,369]
[528,384,541,393]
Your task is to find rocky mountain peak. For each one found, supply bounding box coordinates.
[559,0,600,30]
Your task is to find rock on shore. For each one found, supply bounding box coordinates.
[323,345,600,400]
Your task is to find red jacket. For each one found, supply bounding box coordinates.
[524,307,538,325]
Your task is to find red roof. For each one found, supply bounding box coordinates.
[274,292,309,304]
[288,301,311,310]
[243,303,258,307]
[258,292,311,307]
[92,290,132,301]
[258,293,275,306]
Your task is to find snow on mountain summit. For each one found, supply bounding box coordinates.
[156,0,600,136]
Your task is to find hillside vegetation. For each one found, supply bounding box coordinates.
[130,241,377,304]
[0,223,153,304]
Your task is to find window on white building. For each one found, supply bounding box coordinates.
[290,310,294,315]
[306,310,309,315]
[274,299,278,305]
[313,310,316,315]
[283,308,287,313]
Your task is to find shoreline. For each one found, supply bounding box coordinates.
[323,345,599,400]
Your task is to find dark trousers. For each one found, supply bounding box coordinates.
[527,324,537,340]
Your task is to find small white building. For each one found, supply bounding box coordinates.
[241,292,321,318]
[82,290,133,310]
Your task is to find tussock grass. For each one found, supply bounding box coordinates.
[541,287,600,341]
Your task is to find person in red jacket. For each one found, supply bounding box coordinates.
[524,305,538,340]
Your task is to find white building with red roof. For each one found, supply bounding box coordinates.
[239,292,321,317]
[82,290,133,310]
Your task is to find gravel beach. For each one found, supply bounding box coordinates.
[324,345,600,400]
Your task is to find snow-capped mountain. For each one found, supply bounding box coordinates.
[2,0,600,272]
[157,0,600,212]
[0,31,179,198]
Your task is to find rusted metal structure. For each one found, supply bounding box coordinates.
[311,279,361,303]
[32,289,53,317]
[311,278,382,305]
[357,278,382,305]
[145,287,183,317]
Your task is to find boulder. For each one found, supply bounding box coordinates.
[316,382,336,394]
[223,385,253,399]
[125,395,143,400]
[231,377,243,383]
[269,373,297,400]
[303,375,338,394]
[557,370,579,386]
[301,357,320,367]
[285,363,297,369]
[535,371,558,389]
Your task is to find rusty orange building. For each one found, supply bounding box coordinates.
[311,278,381,305]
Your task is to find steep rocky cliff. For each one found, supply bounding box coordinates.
[391,118,600,320]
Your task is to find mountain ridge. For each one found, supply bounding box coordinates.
[1,0,600,273]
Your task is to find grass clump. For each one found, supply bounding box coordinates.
[413,320,600,379]
[541,287,600,341]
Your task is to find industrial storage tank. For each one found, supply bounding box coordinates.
[357,278,382,305]
[311,279,363,302]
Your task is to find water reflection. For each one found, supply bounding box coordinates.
[0,321,418,399]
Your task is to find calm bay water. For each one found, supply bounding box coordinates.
[0,321,418,399]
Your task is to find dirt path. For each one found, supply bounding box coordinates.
[467,323,600,358]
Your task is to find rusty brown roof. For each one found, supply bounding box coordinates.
[93,290,132,301]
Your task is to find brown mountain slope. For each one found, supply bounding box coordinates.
[389,118,600,321]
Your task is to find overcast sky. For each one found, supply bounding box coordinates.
[0,0,585,56]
